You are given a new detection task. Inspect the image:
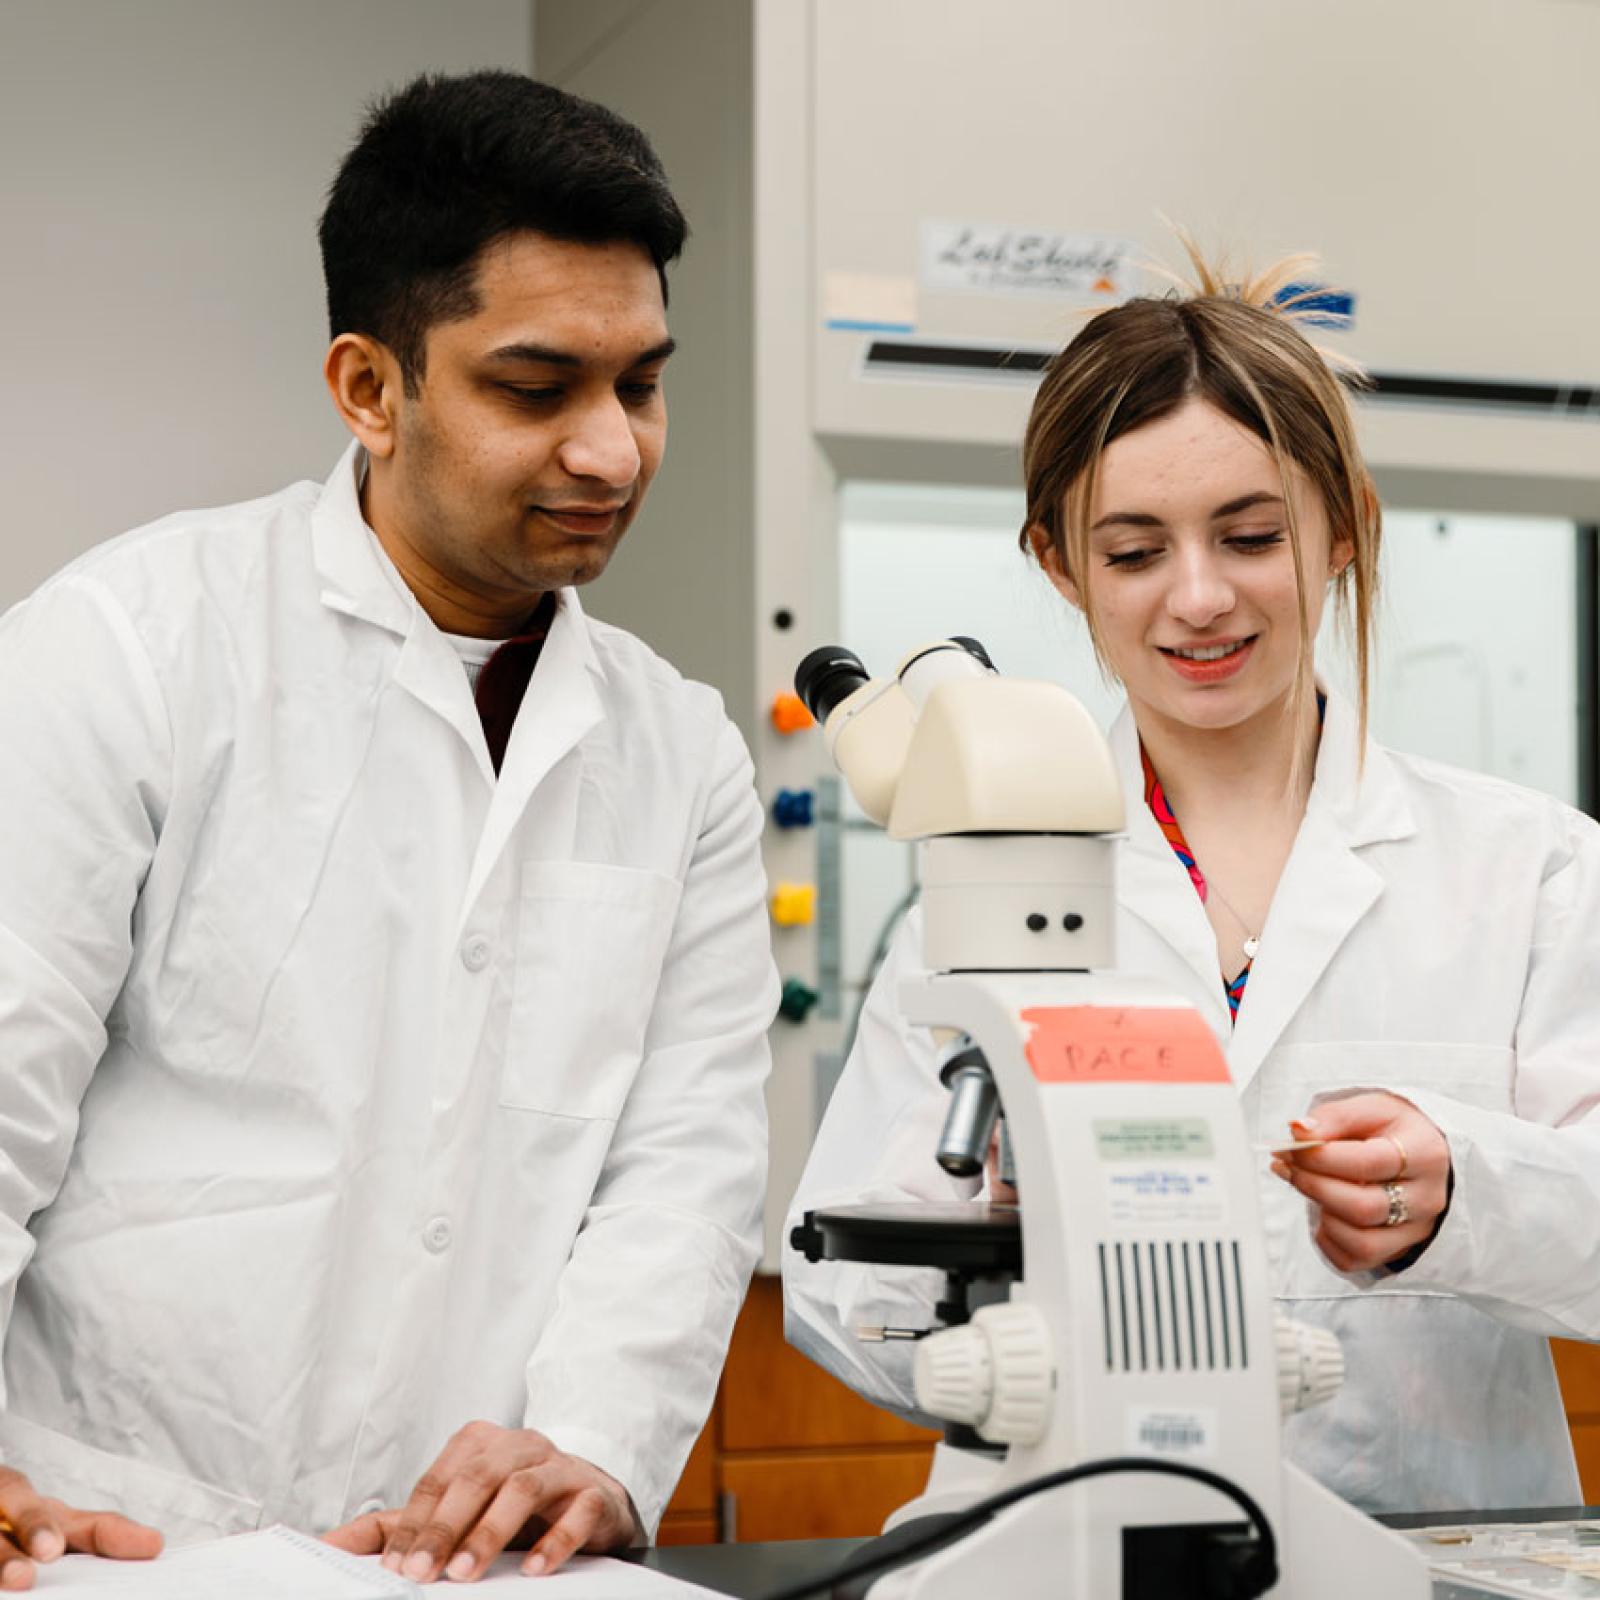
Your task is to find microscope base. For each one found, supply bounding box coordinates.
[863,1459,1427,1599]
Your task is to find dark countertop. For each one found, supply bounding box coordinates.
[637,1508,1600,1598]
[641,1538,865,1597]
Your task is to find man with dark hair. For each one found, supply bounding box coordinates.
[0,71,774,1585]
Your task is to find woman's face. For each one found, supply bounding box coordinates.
[1041,397,1350,738]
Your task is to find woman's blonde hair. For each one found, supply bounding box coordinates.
[1022,243,1380,754]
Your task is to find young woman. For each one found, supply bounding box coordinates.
[783,256,1600,1513]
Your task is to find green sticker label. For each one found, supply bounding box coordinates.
[1093,1118,1214,1161]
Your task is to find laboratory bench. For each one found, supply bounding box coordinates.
[661,1281,1600,1546]
[641,1508,1600,1598]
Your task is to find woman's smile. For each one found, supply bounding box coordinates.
[1157,634,1259,683]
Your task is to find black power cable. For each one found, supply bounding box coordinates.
[841,882,918,1059]
[759,1455,1278,1600]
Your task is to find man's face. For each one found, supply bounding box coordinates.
[371,232,672,630]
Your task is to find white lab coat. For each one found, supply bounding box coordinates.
[785,693,1600,1513]
[0,443,777,1544]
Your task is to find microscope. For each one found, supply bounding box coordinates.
[787,639,1428,1600]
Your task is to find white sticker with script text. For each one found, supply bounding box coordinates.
[921,221,1138,298]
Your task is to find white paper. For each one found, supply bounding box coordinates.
[32,1526,414,1597]
[31,1529,722,1598]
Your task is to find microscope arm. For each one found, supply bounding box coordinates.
[782,909,978,1411]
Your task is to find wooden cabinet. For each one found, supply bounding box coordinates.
[720,1449,937,1543]
[656,1416,720,1547]
[661,1274,937,1542]
[663,1291,1600,1543]
[1553,1339,1600,1505]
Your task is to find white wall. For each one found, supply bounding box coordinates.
[0,0,534,605]
[537,0,759,745]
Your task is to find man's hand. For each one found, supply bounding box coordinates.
[984,1128,1017,1205]
[0,1466,162,1590]
[323,1423,639,1583]
[1269,1092,1452,1272]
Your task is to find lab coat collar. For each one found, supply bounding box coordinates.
[1110,687,1417,1088]
[308,442,609,680]
[461,589,606,917]
[311,443,491,771]
[311,440,413,636]
[310,441,609,917]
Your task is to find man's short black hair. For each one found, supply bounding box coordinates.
[319,71,687,391]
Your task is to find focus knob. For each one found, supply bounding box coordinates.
[974,1303,1052,1444]
[913,1323,992,1428]
[914,1302,1052,1445]
[1275,1314,1345,1416]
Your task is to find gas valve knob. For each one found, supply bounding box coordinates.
[769,693,815,735]
[770,882,817,927]
[771,788,816,829]
[777,977,820,1022]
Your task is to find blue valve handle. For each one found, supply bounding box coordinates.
[772,788,816,829]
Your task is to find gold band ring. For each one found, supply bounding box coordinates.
[1382,1181,1410,1228]
[1384,1133,1409,1181]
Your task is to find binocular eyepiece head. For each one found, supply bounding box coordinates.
[794,645,870,724]
[794,637,996,726]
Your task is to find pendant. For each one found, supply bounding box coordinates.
[1243,936,1261,960]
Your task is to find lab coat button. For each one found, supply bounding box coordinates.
[423,1215,453,1253]
[460,936,491,973]
[356,1498,385,1518]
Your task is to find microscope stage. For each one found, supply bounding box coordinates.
[795,1202,1023,1271]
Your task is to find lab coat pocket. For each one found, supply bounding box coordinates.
[1255,1040,1513,1298]
[503,860,682,1120]
[0,1412,263,1546]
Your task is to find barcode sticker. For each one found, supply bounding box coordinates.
[1128,1406,1218,1460]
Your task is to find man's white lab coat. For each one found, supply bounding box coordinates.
[0,445,777,1543]
[785,693,1600,1513]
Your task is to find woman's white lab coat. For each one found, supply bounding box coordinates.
[784,692,1600,1513]
[0,445,776,1543]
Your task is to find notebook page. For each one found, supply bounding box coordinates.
[32,1525,417,1598]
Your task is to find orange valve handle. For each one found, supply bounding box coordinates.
[770,692,815,735]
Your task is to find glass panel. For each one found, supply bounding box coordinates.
[838,480,1123,729]
[834,485,1581,1038]
[1319,511,1579,807]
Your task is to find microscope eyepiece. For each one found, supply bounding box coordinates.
[794,645,871,723]
[949,635,995,671]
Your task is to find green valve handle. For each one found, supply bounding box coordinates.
[778,977,820,1023]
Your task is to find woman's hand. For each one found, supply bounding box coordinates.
[1269,1092,1451,1272]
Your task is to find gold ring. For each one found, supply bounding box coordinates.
[1385,1133,1408,1181]
[1382,1181,1409,1228]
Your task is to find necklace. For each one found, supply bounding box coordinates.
[1139,745,1268,963]
[1202,877,1260,960]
